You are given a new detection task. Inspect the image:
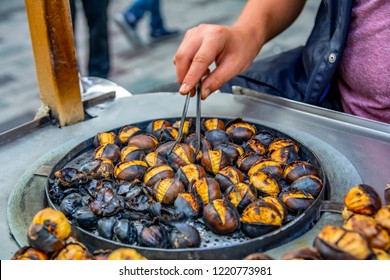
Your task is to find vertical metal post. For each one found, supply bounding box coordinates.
[25,0,84,126]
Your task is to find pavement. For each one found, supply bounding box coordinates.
[0,0,320,133]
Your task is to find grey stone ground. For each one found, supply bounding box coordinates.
[0,0,320,133]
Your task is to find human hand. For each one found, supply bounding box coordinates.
[173,24,262,100]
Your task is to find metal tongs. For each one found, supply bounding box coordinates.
[167,81,202,156]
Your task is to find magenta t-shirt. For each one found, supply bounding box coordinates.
[338,0,390,124]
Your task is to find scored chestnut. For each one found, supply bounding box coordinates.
[127,134,159,154]
[118,125,142,144]
[143,164,175,187]
[120,144,145,162]
[215,166,244,191]
[114,160,148,181]
[152,177,185,205]
[226,121,257,144]
[249,170,281,197]
[344,184,382,216]
[283,160,318,182]
[176,163,207,189]
[203,198,240,235]
[94,144,121,163]
[201,149,231,175]
[93,131,120,147]
[190,177,222,207]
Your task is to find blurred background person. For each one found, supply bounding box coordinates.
[114,0,179,47]
[69,0,110,79]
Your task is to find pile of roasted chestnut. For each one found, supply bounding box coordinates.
[47,118,324,250]
[245,183,390,260]
[12,207,147,260]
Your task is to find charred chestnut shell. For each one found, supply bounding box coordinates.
[205,129,230,147]
[244,138,267,155]
[314,225,374,260]
[269,145,299,165]
[252,131,275,147]
[169,223,201,249]
[203,199,240,235]
[146,119,172,138]
[80,158,114,180]
[54,167,87,189]
[241,200,282,238]
[138,225,169,248]
[344,184,382,216]
[12,246,49,260]
[268,138,299,154]
[173,119,194,136]
[174,192,201,218]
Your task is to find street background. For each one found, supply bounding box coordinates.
[0,0,320,132]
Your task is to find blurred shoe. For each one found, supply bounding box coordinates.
[114,13,143,48]
[150,28,180,42]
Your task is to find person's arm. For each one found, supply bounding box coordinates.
[174,0,306,99]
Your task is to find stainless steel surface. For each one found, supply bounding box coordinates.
[2,91,390,259]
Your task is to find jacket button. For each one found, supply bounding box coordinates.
[328,53,336,63]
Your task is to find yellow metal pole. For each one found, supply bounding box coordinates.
[25,0,84,127]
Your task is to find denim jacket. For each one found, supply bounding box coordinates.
[221,0,353,110]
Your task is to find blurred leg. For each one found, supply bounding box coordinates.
[81,0,110,78]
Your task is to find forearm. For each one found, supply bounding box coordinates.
[234,0,306,46]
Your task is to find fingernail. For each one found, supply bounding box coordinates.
[179,83,187,93]
[201,88,210,99]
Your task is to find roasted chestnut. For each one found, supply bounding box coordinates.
[226,121,256,144]
[146,119,172,137]
[120,144,145,162]
[269,145,299,165]
[372,248,390,260]
[94,144,121,163]
[93,131,120,147]
[248,159,283,178]
[263,196,288,222]
[202,118,225,131]
[225,182,257,213]
[52,241,91,260]
[152,177,185,205]
[213,142,244,163]
[107,248,147,260]
[11,246,48,260]
[59,193,83,217]
[249,171,280,197]
[283,161,318,182]
[144,151,167,167]
[114,160,148,181]
[252,131,275,147]
[344,214,390,251]
[244,138,267,155]
[314,225,374,260]
[201,149,231,175]
[281,190,315,213]
[27,208,71,253]
[172,119,194,136]
[241,200,282,238]
[169,223,201,248]
[138,225,169,248]
[215,166,244,191]
[118,125,142,144]
[176,163,206,188]
[344,184,382,216]
[167,143,195,171]
[236,152,265,172]
[127,134,159,153]
[374,206,390,233]
[268,138,299,154]
[290,175,323,198]
[185,133,212,152]
[143,165,175,186]
[205,129,230,147]
[159,127,179,143]
[174,192,200,218]
[155,141,175,156]
[91,249,112,260]
[203,199,240,235]
[73,206,98,230]
[190,177,222,206]
[97,216,117,239]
